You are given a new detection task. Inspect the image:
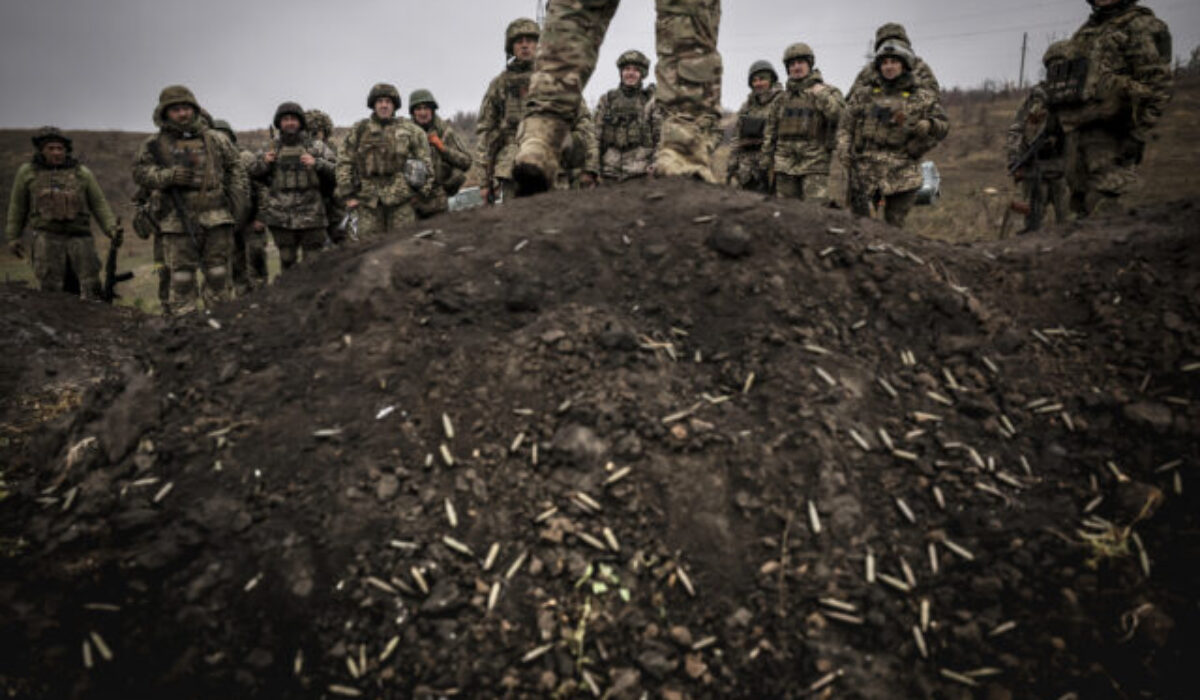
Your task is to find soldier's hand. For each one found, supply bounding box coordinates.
[428,133,446,152]
[171,166,195,186]
[263,151,277,164]
[6,239,23,259]
[300,153,316,168]
[109,226,124,247]
[345,198,360,210]
[914,120,932,137]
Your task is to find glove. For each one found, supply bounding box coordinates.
[171,166,194,186]
[914,120,932,138]
[109,226,124,247]
[428,133,446,152]
[6,238,23,259]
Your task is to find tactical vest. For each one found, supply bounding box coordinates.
[738,116,766,142]
[857,88,915,151]
[30,167,84,222]
[160,132,226,210]
[502,70,532,134]
[356,123,403,178]
[271,142,321,192]
[1044,51,1093,106]
[601,89,653,151]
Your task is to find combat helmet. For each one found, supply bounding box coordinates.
[875,40,915,70]
[367,83,402,110]
[274,102,306,130]
[783,43,815,69]
[506,17,540,56]
[747,60,779,88]
[875,23,912,50]
[211,119,237,144]
[617,50,651,78]
[156,84,201,122]
[305,110,334,138]
[1042,40,1073,67]
[408,89,439,113]
[31,126,72,151]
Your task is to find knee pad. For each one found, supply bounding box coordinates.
[172,269,196,284]
[207,265,228,284]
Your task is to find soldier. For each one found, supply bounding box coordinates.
[727,60,783,193]
[762,44,844,203]
[558,101,600,190]
[249,103,336,270]
[512,0,723,194]
[133,86,247,313]
[210,119,266,292]
[1005,42,1074,232]
[1059,0,1173,216]
[335,83,434,236]
[594,50,660,183]
[473,18,541,204]
[847,23,940,101]
[836,42,949,228]
[5,127,122,300]
[408,89,473,218]
[305,109,346,244]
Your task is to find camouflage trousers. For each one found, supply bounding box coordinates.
[357,203,415,236]
[272,227,325,269]
[1021,173,1070,231]
[1068,126,1141,217]
[163,225,234,312]
[325,198,348,244]
[152,234,170,310]
[31,231,102,300]
[727,149,771,193]
[775,174,829,204]
[414,190,449,219]
[527,0,722,178]
[232,225,269,293]
[851,188,918,229]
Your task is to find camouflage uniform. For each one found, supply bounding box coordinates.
[132,85,249,311]
[335,83,435,236]
[763,46,844,203]
[210,120,266,293]
[5,128,119,299]
[1058,0,1173,216]
[473,19,541,204]
[595,51,661,182]
[305,109,346,244]
[1005,43,1074,231]
[558,101,600,190]
[409,90,473,218]
[727,60,783,193]
[837,43,949,228]
[513,0,723,192]
[847,23,940,101]
[249,103,336,269]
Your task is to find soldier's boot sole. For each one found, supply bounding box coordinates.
[513,115,568,197]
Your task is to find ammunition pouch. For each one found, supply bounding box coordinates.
[273,157,321,192]
[31,169,84,222]
[132,203,159,240]
[357,131,400,177]
[1045,56,1092,106]
[503,74,531,131]
[738,116,766,141]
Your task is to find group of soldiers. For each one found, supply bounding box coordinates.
[3,0,1174,309]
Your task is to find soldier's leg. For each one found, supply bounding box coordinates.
[775,174,803,200]
[246,231,268,285]
[163,233,200,312]
[66,235,103,301]
[1021,177,1041,232]
[1047,175,1070,225]
[326,199,346,244]
[272,228,301,270]
[31,231,67,293]
[392,204,416,228]
[883,190,918,228]
[199,225,234,307]
[231,226,249,293]
[298,228,326,261]
[652,0,723,181]
[153,233,171,311]
[801,174,830,205]
[1079,128,1135,217]
[515,0,621,193]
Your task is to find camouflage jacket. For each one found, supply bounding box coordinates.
[238,150,263,228]
[1005,85,1067,176]
[474,60,533,182]
[1058,2,1173,139]
[847,52,940,103]
[727,84,783,178]
[595,84,660,180]
[763,72,844,177]
[7,158,118,237]
[249,136,337,230]
[837,72,949,196]
[335,115,434,208]
[565,102,600,178]
[132,120,249,234]
[421,116,473,196]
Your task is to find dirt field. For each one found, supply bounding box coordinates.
[1,176,1197,698]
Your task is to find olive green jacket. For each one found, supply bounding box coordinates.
[6,160,118,237]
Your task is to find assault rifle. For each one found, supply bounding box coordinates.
[150,140,203,253]
[1007,128,1051,233]
[102,219,134,304]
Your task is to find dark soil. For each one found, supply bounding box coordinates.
[1,180,1197,699]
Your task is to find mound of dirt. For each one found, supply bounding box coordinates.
[1,181,1197,699]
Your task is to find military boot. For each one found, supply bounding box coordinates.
[513,115,569,196]
[654,115,717,183]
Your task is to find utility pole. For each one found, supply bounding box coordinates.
[536,0,547,26]
[1018,32,1028,90]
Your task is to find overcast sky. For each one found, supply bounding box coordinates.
[1,0,1196,131]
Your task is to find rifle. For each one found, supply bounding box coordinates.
[1008,128,1050,233]
[484,135,503,205]
[102,219,134,304]
[150,140,202,253]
